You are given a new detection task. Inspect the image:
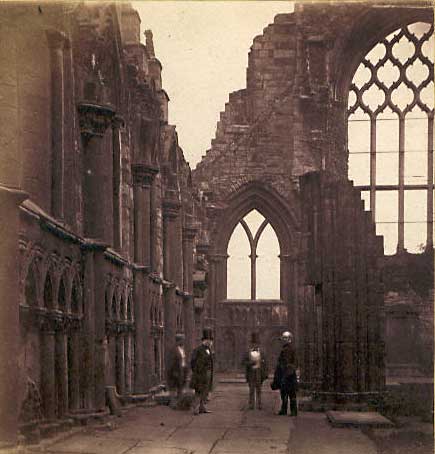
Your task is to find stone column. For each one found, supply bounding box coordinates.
[132,163,158,265]
[40,319,56,420]
[81,247,95,410]
[133,270,145,392]
[112,116,124,251]
[175,215,184,289]
[182,222,197,294]
[78,103,115,242]
[46,30,66,220]
[55,327,69,417]
[69,329,81,411]
[93,248,107,411]
[162,191,181,283]
[0,187,27,446]
[116,334,125,395]
[81,242,107,412]
[183,295,194,360]
[182,223,197,357]
[163,282,176,376]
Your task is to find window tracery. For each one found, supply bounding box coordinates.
[348,22,434,254]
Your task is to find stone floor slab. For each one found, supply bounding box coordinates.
[45,435,137,454]
[326,411,395,428]
[289,413,378,454]
[213,439,288,453]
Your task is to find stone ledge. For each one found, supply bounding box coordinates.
[326,411,394,428]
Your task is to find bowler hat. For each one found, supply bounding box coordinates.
[202,328,213,340]
[250,332,260,344]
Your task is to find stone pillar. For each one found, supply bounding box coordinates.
[112,116,124,251]
[55,329,69,416]
[133,270,145,392]
[81,242,107,412]
[182,223,197,294]
[162,191,181,283]
[0,187,27,446]
[40,322,56,420]
[183,295,194,360]
[182,223,197,357]
[132,163,158,265]
[175,216,184,289]
[82,247,95,410]
[163,282,176,376]
[78,103,115,242]
[46,30,66,220]
[124,332,132,393]
[93,249,107,411]
[69,330,81,411]
[116,334,125,395]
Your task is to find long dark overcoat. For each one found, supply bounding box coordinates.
[190,344,213,393]
[272,343,298,392]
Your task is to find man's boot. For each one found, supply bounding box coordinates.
[290,398,298,417]
[278,394,288,415]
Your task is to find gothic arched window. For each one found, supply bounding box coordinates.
[227,209,280,300]
[348,22,434,255]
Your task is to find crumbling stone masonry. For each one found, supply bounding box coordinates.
[192,0,433,401]
[0,0,433,447]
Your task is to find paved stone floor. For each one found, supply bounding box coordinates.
[24,383,383,454]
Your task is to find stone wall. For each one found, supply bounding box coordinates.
[192,0,433,396]
[0,2,203,444]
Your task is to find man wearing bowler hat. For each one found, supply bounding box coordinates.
[242,332,268,410]
[190,328,214,415]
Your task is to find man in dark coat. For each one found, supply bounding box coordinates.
[273,331,299,416]
[190,328,214,415]
[242,332,268,410]
[166,333,188,409]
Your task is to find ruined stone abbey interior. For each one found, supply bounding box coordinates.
[0,0,433,447]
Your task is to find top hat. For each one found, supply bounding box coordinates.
[202,328,213,340]
[250,332,260,344]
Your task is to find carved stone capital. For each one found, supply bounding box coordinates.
[131,163,159,187]
[182,224,198,242]
[163,191,181,218]
[78,102,116,140]
[208,253,229,263]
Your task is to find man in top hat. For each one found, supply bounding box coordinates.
[273,331,299,416]
[166,333,188,409]
[242,332,268,410]
[190,328,214,415]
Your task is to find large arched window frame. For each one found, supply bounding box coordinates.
[227,209,280,300]
[347,21,434,254]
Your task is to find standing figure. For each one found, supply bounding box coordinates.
[242,332,268,410]
[190,328,214,415]
[166,333,188,409]
[273,331,299,416]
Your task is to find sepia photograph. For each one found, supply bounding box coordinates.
[0,1,433,453]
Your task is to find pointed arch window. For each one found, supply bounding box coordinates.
[348,21,434,255]
[227,209,280,300]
